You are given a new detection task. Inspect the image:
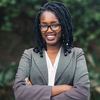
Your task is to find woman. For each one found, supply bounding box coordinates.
[13,2,90,100]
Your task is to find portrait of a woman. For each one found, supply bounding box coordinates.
[13,2,90,100]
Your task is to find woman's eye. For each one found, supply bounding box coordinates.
[52,24,58,27]
[41,25,47,28]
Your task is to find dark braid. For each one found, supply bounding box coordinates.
[33,2,74,57]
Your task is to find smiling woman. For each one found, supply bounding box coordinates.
[13,2,90,100]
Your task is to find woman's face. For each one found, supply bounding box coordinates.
[40,11,62,46]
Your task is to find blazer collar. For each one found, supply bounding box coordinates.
[33,47,73,85]
[33,49,48,84]
[55,47,73,84]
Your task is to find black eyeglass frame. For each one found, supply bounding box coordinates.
[39,23,61,32]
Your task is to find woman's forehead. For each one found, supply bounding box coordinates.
[40,11,59,23]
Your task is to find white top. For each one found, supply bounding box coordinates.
[45,47,61,86]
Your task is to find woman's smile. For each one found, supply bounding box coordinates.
[46,34,56,41]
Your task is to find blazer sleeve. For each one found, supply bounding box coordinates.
[51,48,90,100]
[13,49,52,100]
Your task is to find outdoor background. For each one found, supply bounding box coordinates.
[0,0,100,100]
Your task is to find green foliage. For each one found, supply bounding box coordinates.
[0,0,46,40]
[0,62,18,87]
[60,0,100,52]
[0,62,18,100]
[86,53,100,100]
[0,0,100,50]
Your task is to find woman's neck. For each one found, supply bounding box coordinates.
[46,43,61,66]
[46,43,61,54]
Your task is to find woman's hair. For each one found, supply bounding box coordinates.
[33,2,74,57]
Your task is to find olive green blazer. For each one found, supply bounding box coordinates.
[13,47,90,100]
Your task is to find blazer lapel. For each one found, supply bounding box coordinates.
[32,50,48,85]
[55,48,73,84]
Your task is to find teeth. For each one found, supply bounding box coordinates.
[47,36,54,38]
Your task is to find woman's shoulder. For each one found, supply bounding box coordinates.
[23,48,34,53]
[24,48,33,51]
[22,48,35,57]
[72,47,83,52]
[71,47,84,55]
[23,47,41,57]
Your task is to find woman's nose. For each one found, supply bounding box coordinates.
[47,26,53,32]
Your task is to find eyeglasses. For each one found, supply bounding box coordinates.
[39,23,61,32]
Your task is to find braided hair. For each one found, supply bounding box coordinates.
[33,2,74,57]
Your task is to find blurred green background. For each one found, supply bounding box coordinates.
[0,0,100,100]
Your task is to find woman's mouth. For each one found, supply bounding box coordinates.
[46,34,56,41]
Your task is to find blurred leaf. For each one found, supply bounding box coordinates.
[0,62,18,87]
